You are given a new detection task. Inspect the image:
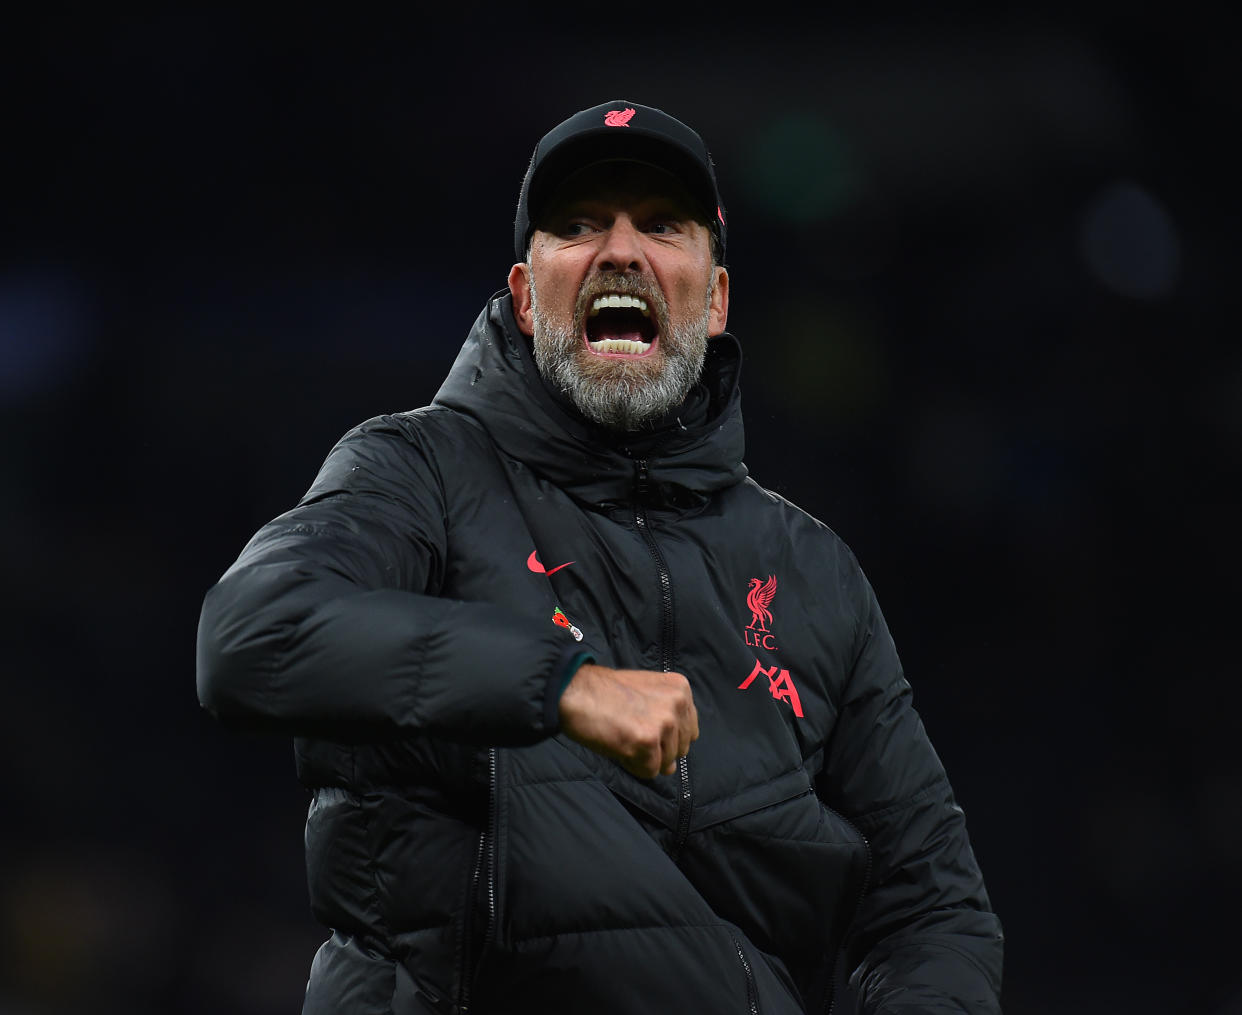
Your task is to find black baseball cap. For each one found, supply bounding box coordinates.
[513,99,726,264]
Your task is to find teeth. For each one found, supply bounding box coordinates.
[589,294,649,317]
[589,338,651,354]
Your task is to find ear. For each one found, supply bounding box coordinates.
[708,266,730,337]
[508,262,535,337]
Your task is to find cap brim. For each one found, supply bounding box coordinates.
[526,131,719,229]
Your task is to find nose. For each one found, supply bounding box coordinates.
[593,214,649,275]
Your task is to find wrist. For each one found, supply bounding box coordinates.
[545,647,595,733]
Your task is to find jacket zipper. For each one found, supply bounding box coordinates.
[457,747,499,1014]
[729,930,762,1015]
[632,459,761,1014]
[455,832,485,1014]
[633,459,693,860]
[824,811,873,1015]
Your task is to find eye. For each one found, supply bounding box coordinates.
[543,214,597,238]
[645,218,687,236]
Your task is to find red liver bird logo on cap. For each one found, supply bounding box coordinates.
[746,576,778,632]
[604,108,635,127]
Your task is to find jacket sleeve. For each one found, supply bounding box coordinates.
[818,558,1004,1013]
[195,415,581,745]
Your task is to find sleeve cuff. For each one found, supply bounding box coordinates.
[542,644,596,733]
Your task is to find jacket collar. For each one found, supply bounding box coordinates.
[432,292,748,511]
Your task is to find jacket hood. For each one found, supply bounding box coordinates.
[433,292,748,510]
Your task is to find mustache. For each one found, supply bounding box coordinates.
[573,272,669,332]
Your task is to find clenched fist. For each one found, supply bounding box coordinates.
[558,663,699,779]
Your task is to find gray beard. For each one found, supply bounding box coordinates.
[530,274,712,432]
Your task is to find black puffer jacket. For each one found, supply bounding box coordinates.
[196,292,1003,1014]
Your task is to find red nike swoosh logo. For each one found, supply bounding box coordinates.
[527,551,574,576]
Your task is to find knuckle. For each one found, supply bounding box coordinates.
[634,731,660,756]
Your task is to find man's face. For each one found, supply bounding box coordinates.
[509,162,729,431]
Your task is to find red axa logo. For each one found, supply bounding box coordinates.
[603,107,635,127]
[744,575,778,650]
[739,659,803,718]
[552,606,583,642]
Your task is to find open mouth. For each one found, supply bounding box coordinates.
[584,293,658,356]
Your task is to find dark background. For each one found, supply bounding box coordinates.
[3,8,1238,1014]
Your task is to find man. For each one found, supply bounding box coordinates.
[196,99,1004,1014]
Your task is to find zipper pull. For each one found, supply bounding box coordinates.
[635,459,650,502]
